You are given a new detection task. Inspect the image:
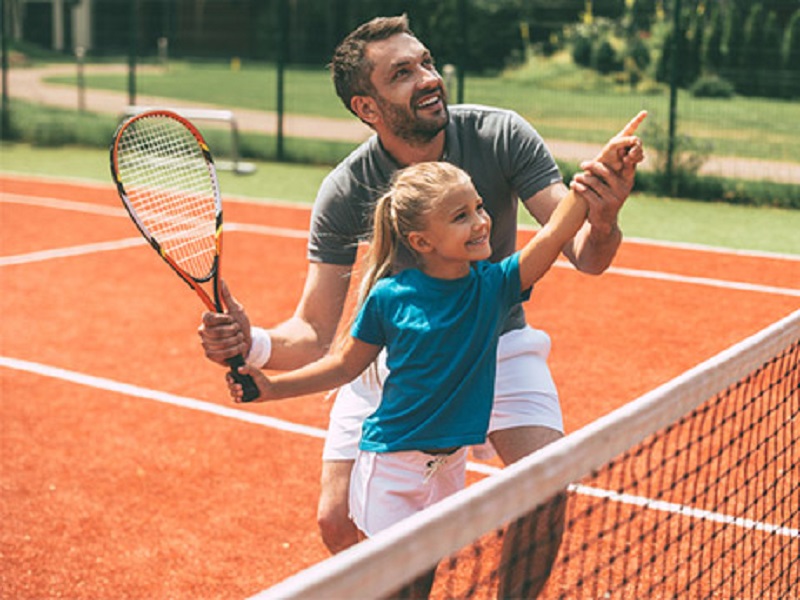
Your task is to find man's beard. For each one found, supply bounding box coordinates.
[376,89,449,146]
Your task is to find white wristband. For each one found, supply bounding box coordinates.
[246,327,272,368]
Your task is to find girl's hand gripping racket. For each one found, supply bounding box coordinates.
[110,109,260,402]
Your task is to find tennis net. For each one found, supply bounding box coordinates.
[256,309,799,600]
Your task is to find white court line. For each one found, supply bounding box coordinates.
[5,191,800,261]
[3,235,797,298]
[570,483,799,539]
[0,355,327,440]
[623,235,800,262]
[225,222,310,240]
[1,193,129,217]
[595,263,800,298]
[1,355,794,539]
[3,220,794,299]
[0,237,147,266]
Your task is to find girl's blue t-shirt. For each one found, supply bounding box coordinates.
[351,253,530,453]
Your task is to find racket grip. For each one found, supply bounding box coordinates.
[226,354,260,403]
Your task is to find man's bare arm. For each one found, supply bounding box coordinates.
[267,262,353,370]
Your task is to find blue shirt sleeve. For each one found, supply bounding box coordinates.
[499,252,532,306]
[351,289,386,347]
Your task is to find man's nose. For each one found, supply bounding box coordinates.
[418,66,441,88]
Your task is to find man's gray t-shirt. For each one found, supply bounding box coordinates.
[307,104,562,332]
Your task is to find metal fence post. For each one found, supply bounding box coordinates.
[1,0,10,139]
[128,0,138,106]
[457,0,467,103]
[667,0,682,195]
[276,0,287,161]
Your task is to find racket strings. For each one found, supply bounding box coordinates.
[116,117,219,280]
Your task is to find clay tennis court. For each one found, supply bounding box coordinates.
[1,173,798,599]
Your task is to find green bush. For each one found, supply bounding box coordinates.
[592,39,621,74]
[572,34,594,67]
[31,119,76,147]
[690,74,735,98]
[626,35,651,71]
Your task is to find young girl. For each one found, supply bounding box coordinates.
[228,147,641,538]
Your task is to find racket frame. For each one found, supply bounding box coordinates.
[110,109,259,401]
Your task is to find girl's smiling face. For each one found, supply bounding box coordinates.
[408,180,492,279]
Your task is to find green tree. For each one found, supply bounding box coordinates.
[783,9,800,98]
[722,1,745,85]
[703,4,724,73]
[630,0,657,33]
[762,11,783,97]
[741,3,766,95]
[656,11,691,87]
[686,9,704,85]
[593,38,620,73]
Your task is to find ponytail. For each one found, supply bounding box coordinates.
[356,191,397,310]
[332,190,401,380]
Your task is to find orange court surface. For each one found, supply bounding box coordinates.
[1,173,799,599]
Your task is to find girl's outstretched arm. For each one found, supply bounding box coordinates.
[227,336,381,403]
[517,189,589,291]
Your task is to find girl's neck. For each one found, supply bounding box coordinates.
[418,257,471,280]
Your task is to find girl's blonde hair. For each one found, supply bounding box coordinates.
[336,162,472,367]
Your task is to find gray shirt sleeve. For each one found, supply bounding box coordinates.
[307,169,363,265]
[496,109,562,202]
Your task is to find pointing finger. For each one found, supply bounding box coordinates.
[617,110,648,137]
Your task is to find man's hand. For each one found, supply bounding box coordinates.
[570,111,647,236]
[198,281,252,366]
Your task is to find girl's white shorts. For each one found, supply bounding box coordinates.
[349,447,469,537]
[323,326,564,462]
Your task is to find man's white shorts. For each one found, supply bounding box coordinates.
[349,448,468,537]
[323,326,564,461]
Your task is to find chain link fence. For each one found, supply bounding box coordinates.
[2,0,799,201]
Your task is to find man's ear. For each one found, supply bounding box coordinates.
[407,231,432,254]
[351,95,380,126]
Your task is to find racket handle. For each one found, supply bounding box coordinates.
[226,354,260,403]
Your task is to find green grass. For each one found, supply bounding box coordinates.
[3,142,799,255]
[49,61,352,119]
[47,55,800,163]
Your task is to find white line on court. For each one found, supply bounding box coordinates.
[0,237,147,266]
[225,222,310,239]
[0,355,327,440]
[622,235,800,262]
[5,191,800,261]
[1,193,129,216]
[570,483,799,539]
[594,263,800,297]
[3,193,799,297]
[1,355,793,539]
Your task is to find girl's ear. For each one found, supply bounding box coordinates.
[351,95,380,126]
[407,231,432,254]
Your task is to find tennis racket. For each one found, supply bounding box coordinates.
[109,109,260,402]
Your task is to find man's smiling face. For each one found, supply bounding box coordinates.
[364,33,449,144]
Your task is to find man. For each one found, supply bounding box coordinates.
[200,14,644,595]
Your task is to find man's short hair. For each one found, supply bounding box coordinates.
[330,15,415,116]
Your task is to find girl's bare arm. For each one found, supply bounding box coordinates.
[228,336,381,403]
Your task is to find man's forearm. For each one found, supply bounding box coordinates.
[572,220,622,275]
[262,316,335,371]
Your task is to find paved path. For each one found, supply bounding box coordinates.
[7,64,800,184]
